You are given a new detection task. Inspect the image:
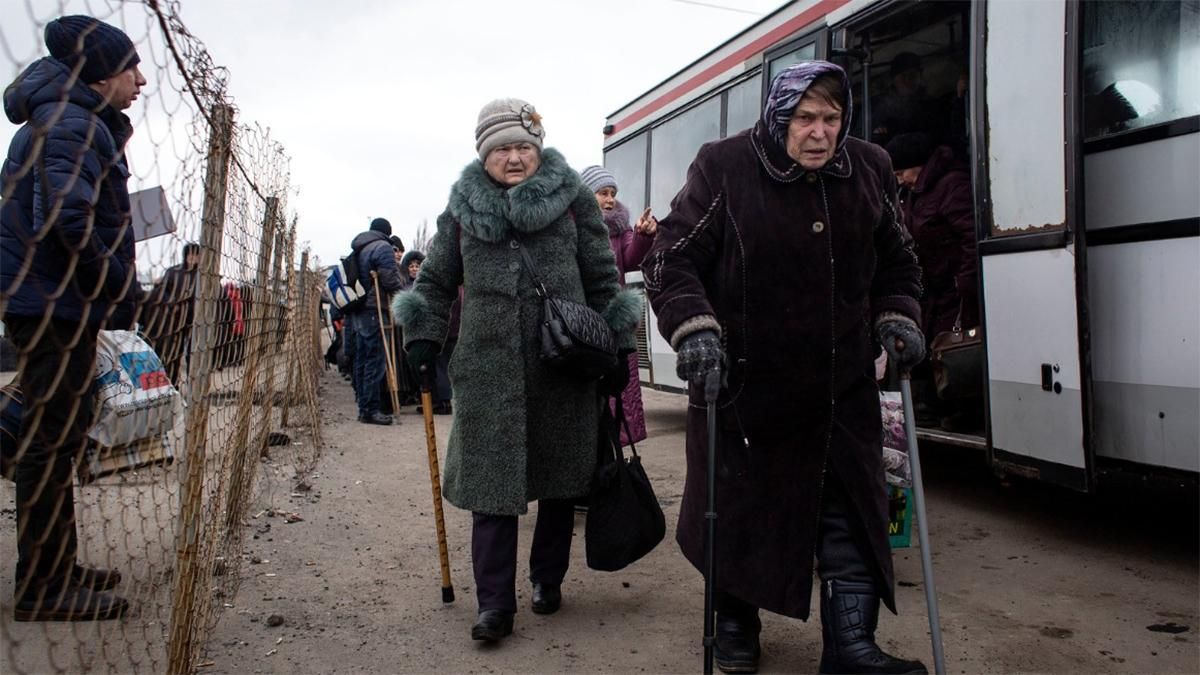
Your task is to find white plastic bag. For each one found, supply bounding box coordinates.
[89,330,181,448]
[880,391,911,488]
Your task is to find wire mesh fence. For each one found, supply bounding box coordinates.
[1,2,325,672]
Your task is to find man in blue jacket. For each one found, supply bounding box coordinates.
[1,15,145,621]
[348,217,404,425]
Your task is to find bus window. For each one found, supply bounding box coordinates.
[649,96,721,216]
[726,76,762,136]
[1082,0,1200,140]
[768,41,817,83]
[604,132,648,213]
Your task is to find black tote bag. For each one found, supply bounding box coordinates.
[585,397,666,572]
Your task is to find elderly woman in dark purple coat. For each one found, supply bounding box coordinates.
[643,61,927,674]
[579,165,655,445]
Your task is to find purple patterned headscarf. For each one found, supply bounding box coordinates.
[761,60,853,151]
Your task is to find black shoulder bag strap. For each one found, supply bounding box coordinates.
[514,240,550,301]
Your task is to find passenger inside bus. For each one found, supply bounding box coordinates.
[869,51,938,146]
[885,132,982,433]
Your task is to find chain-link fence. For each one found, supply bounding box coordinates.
[1,2,324,672]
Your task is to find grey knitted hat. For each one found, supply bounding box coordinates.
[475,98,545,161]
[580,165,617,193]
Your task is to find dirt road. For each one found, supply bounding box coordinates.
[205,371,1198,674]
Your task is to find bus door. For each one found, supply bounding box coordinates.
[975,0,1094,490]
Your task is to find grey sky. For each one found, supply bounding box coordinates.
[2,0,781,272]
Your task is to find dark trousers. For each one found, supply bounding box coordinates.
[471,499,575,613]
[717,470,872,619]
[6,316,98,600]
[351,311,385,418]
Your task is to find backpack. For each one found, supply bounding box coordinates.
[326,247,367,312]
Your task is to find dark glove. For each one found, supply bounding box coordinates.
[598,354,630,397]
[675,330,723,393]
[405,340,439,374]
[877,316,926,371]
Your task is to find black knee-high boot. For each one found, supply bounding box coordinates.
[819,579,927,675]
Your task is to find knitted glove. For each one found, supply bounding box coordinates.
[877,316,926,371]
[675,330,723,391]
[405,340,439,374]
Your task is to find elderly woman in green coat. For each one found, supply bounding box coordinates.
[395,98,641,644]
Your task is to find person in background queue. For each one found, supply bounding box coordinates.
[579,164,654,447]
[146,241,200,385]
[1,15,146,622]
[395,98,640,644]
[642,61,927,674]
[346,217,404,425]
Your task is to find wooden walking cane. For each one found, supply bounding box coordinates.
[894,356,946,675]
[371,272,454,603]
[370,272,402,415]
[420,363,455,603]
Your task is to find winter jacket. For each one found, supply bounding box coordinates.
[398,249,425,290]
[604,200,654,287]
[901,145,978,339]
[1,57,138,327]
[604,200,650,445]
[642,73,922,619]
[349,230,403,313]
[394,148,642,516]
[144,262,197,344]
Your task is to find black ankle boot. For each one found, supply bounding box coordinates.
[470,609,514,643]
[819,580,927,675]
[531,581,561,614]
[714,610,761,673]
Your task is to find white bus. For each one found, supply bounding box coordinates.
[605,0,1199,491]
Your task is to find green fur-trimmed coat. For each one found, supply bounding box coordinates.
[394,149,642,516]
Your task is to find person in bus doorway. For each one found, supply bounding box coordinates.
[643,61,927,674]
[871,51,936,147]
[395,98,641,644]
[580,164,655,446]
[886,132,981,433]
[1,15,146,621]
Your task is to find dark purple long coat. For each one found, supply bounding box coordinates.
[642,120,921,620]
[902,145,978,339]
[607,201,653,445]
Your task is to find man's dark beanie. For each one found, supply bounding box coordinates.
[369,218,392,235]
[44,15,141,85]
[885,132,935,171]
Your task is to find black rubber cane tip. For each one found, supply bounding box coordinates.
[442,586,455,603]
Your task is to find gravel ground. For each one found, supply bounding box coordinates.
[200,371,1198,674]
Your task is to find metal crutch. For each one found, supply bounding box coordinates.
[702,369,721,675]
[898,368,946,675]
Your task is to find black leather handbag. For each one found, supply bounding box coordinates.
[516,241,618,380]
[931,317,984,401]
[585,397,666,572]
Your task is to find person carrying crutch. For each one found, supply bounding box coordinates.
[642,60,928,674]
[347,217,405,425]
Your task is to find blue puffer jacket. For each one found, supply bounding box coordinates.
[1,57,138,327]
[349,230,403,313]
